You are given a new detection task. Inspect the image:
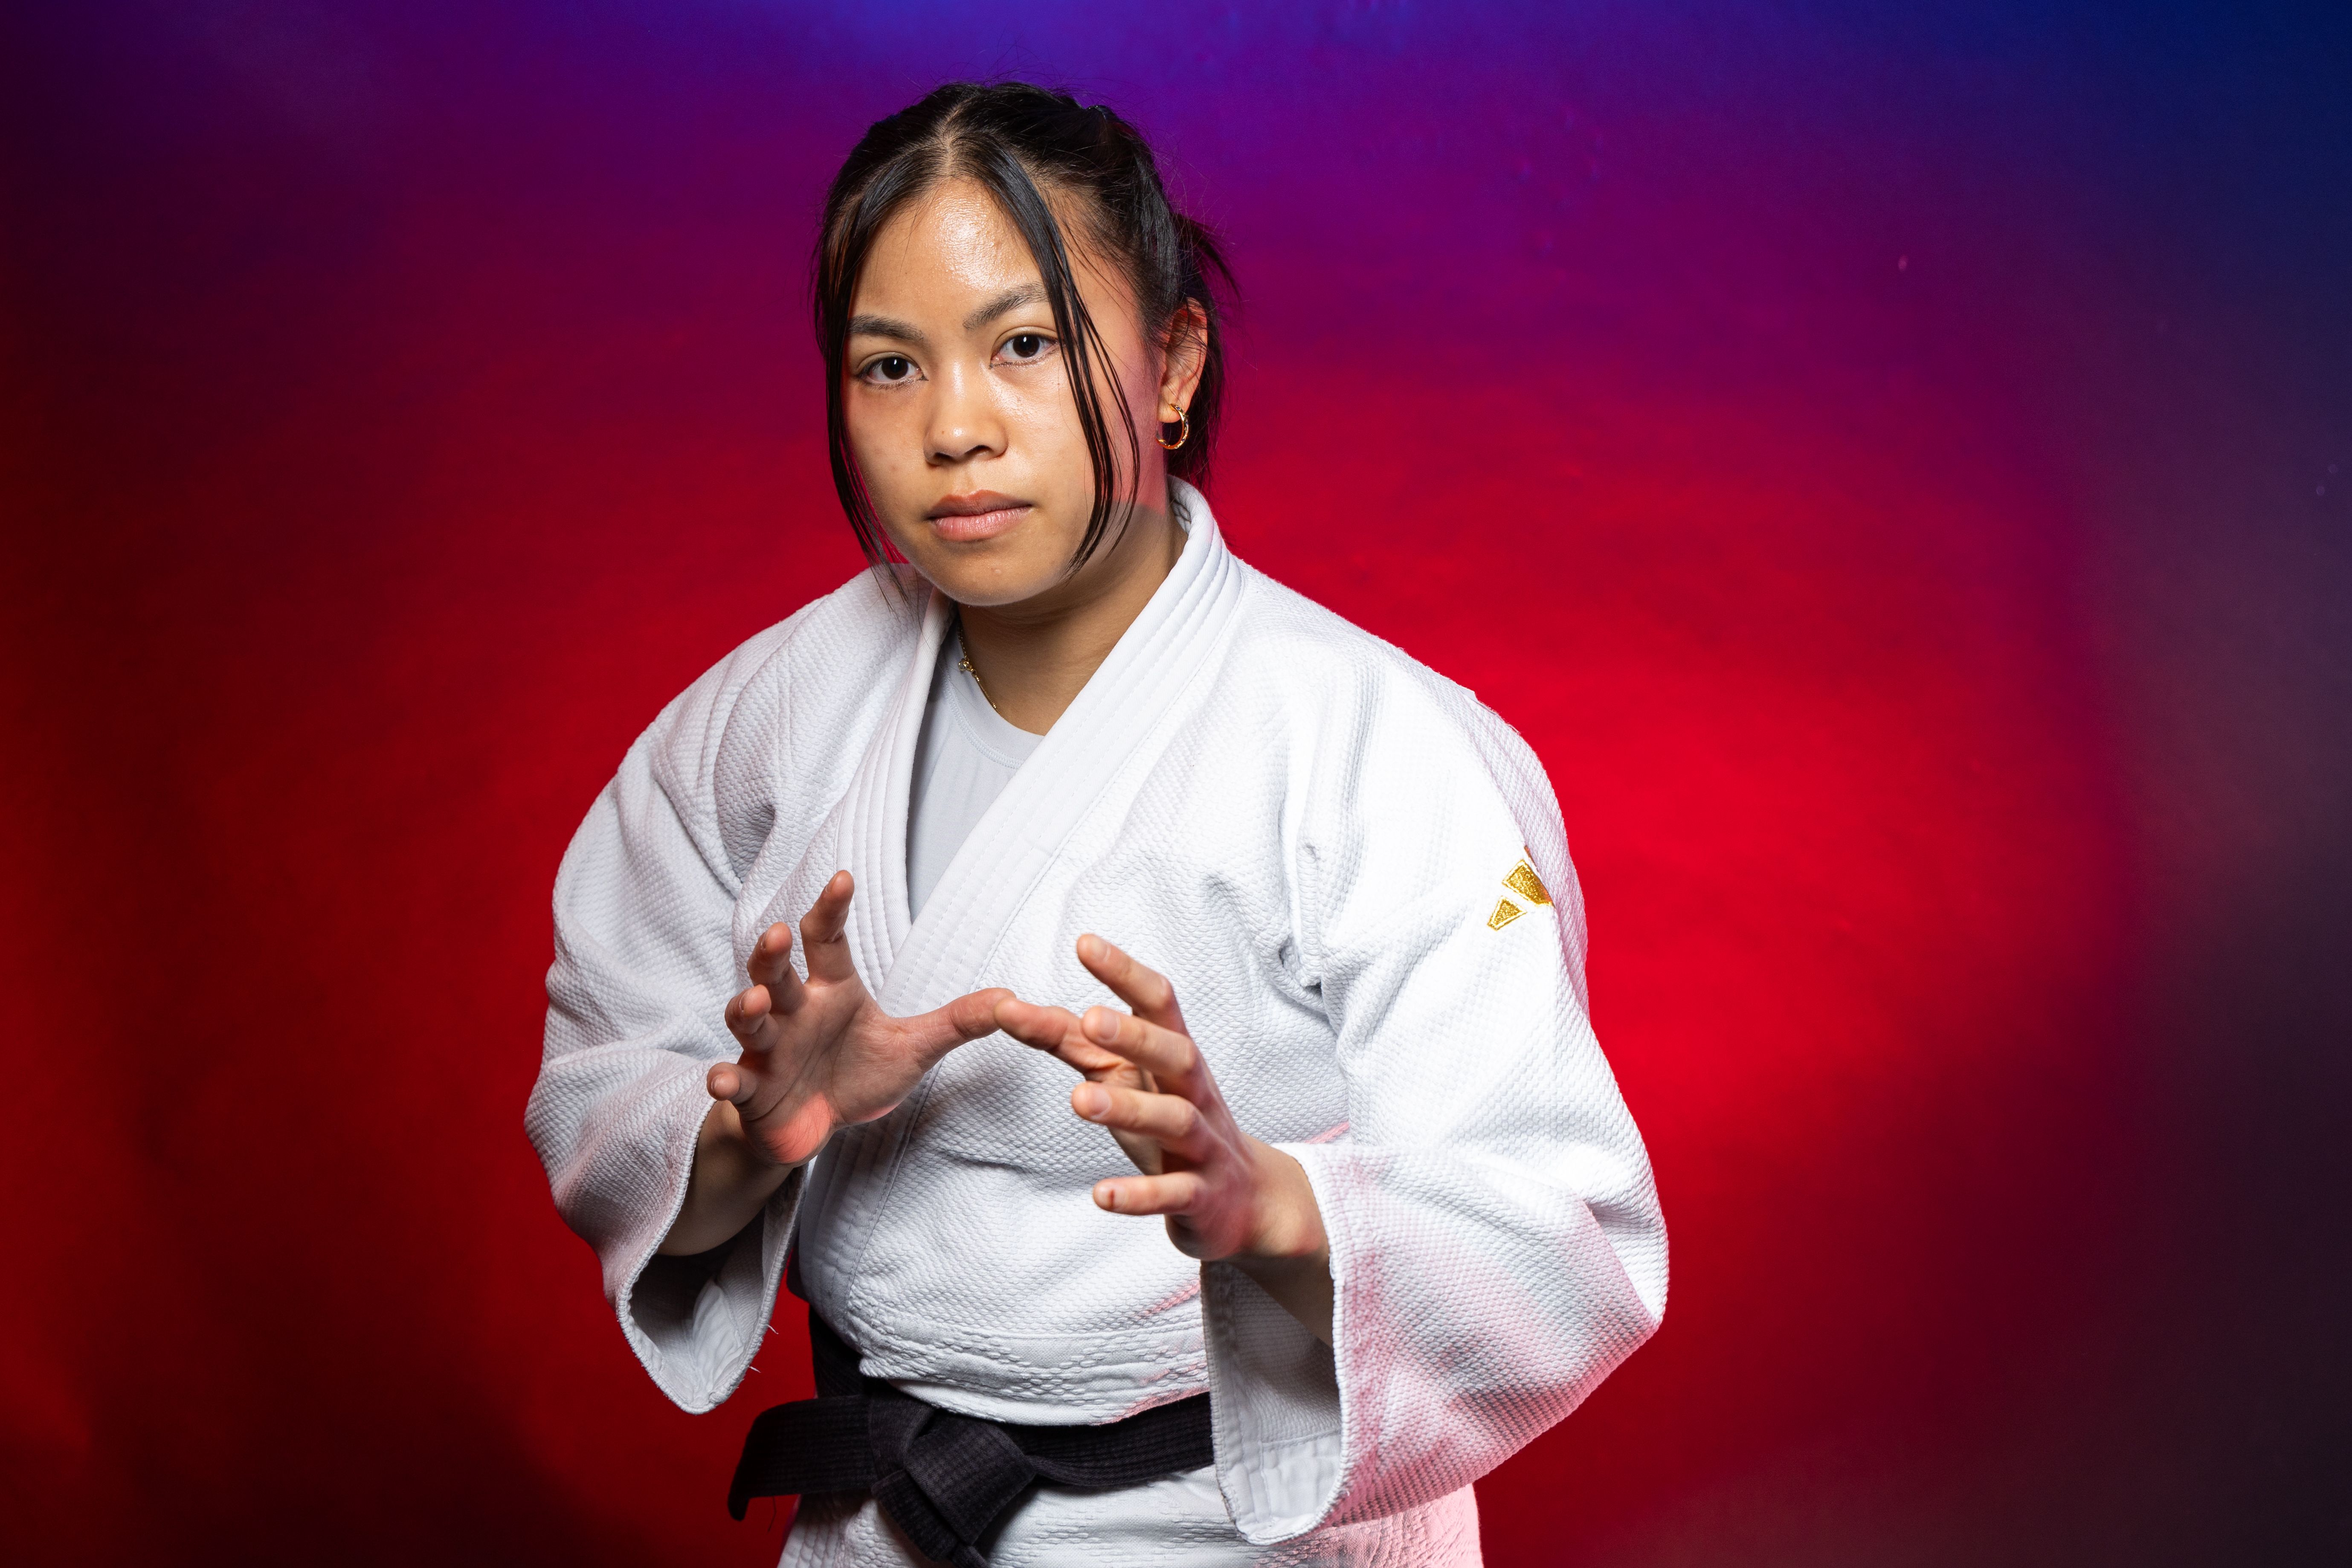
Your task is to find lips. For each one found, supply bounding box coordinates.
[926,491,1032,542]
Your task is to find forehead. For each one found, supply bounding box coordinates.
[856,179,1039,313]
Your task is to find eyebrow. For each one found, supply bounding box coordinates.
[846,313,927,346]
[963,283,1048,333]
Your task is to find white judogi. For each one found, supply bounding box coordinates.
[527,484,1668,1565]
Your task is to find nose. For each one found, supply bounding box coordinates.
[927,359,1003,467]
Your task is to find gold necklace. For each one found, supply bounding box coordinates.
[957,646,1006,716]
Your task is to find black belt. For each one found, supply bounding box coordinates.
[728,1307,1214,1567]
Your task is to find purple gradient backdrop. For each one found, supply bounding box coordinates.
[3,3,2346,1563]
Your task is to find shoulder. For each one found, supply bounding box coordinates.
[1224,565,1549,797]
[638,566,922,865]
[1221,563,1586,976]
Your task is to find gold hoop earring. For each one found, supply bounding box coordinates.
[1157,411,1190,451]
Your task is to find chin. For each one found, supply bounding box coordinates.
[905,552,1056,609]
[892,524,1073,602]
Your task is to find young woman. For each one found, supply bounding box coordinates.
[528,83,1666,1567]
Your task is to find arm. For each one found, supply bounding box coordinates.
[659,1101,791,1257]
[527,616,1002,1406]
[1012,692,1665,1540]
[995,725,1664,1542]
[527,725,781,1412]
[1215,706,1667,1540]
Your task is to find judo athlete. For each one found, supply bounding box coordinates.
[528,82,1667,1567]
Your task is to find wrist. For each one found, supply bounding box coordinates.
[660,1100,795,1256]
[703,1100,801,1183]
[1228,1141,1337,1346]
[1240,1139,1328,1263]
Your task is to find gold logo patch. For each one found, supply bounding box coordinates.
[1503,860,1552,907]
[1487,898,1525,930]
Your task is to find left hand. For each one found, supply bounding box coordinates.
[993,936,1332,1339]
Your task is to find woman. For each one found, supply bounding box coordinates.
[528,82,1665,1567]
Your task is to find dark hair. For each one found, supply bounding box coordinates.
[815,82,1234,572]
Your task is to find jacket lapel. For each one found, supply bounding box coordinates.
[878,483,1249,1015]
[830,581,953,995]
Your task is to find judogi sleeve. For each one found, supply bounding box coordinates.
[1201,673,1669,1542]
[524,621,804,1413]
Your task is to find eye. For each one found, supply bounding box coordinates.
[859,354,919,385]
[997,332,1055,365]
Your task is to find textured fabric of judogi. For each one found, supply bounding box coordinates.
[527,484,1669,1565]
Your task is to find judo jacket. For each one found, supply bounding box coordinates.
[528,485,1668,1556]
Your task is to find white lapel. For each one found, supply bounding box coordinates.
[877,482,1249,1014]
[827,578,953,995]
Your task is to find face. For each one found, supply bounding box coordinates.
[843,179,1201,611]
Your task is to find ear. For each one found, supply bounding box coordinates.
[1157,300,1210,423]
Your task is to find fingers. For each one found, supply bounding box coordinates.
[992,995,1136,1078]
[1091,1169,1206,1217]
[893,987,1016,1068]
[1071,1081,1214,1162]
[724,980,775,1051]
[989,995,1072,1048]
[800,872,857,983]
[1075,934,1187,1034]
[707,1058,756,1106]
[745,923,805,1004]
[938,986,1017,1042]
[1076,1002,1201,1087]
[733,926,804,1043]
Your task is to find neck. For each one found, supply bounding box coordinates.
[954,494,1187,735]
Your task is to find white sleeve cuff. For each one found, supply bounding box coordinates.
[607,1074,804,1413]
[1201,1142,1348,1544]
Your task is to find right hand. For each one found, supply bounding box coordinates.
[711,870,1009,1168]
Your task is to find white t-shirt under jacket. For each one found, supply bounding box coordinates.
[907,631,1042,922]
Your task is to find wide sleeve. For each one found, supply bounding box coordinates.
[523,632,805,1414]
[1203,681,1668,1542]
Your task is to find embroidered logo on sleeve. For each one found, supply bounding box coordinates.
[1487,855,1552,931]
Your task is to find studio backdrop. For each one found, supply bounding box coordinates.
[3,3,2345,1564]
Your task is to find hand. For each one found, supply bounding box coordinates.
[712,871,1009,1169]
[994,936,1332,1339]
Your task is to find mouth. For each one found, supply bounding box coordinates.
[925,491,1032,542]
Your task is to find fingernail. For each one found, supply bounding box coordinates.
[1095,1183,1117,1211]
[1084,1008,1117,1041]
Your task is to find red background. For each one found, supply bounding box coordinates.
[4,3,2346,1563]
